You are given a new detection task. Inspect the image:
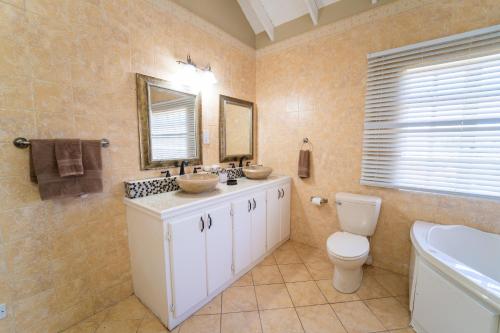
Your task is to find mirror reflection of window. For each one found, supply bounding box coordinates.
[148,85,198,162]
[224,101,252,156]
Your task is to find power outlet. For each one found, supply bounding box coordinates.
[0,304,6,320]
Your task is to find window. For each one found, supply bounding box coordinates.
[361,25,500,199]
[148,85,199,162]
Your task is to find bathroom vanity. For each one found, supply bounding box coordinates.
[123,175,291,330]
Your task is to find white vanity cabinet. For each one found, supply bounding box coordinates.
[232,191,267,274]
[124,176,291,330]
[266,183,291,249]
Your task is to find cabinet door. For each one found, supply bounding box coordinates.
[251,191,267,261]
[266,186,281,249]
[280,183,291,242]
[232,197,252,274]
[206,203,233,294]
[169,212,207,318]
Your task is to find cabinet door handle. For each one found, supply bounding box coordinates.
[252,198,256,210]
[278,189,281,199]
[248,200,251,212]
[208,214,212,229]
[280,189,284,198]
[200,216,205,232]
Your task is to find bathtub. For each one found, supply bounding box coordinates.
[410,221,500,333]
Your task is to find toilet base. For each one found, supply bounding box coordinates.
[332,266,363,293]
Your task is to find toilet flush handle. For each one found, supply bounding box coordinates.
[335,201,342,206]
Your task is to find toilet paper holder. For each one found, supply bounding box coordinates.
[310,196,328,204]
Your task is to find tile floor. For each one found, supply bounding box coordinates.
[63,241,415,333]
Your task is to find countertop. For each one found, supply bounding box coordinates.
[123,175,290,218]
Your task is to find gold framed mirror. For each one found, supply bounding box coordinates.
[219,95,254,162]
[136,74,202,170]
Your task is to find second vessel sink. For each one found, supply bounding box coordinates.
[176,173,219,193]
[243,165,273,179]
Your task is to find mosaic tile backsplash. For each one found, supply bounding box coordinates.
[124,167,244,199]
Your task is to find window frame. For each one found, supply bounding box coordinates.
[360,25,500,201]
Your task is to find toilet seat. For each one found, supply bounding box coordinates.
[327,232,369,260]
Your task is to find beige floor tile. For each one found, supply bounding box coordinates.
[305,261,333,280]
[179,314,220,333]
[273,248,302,264]
[232,272,253,287]
[255,284,293,310]
[277,241,295,251]
[252,265,284,285]
[295,247,328,263]
[258,255,277,266]
[138,312,174,333]
[259,308,304,333]
[222,286,258,313]
[331,301,384,333]
[365,297,410,330]
[286,281,327,307]
[96,320,143,333]
[195,294,221,315]
[221,311,262,333]
[316,280,360,303]
[373,273,409,296]
[295,304,346,333]
[279,264,313,282]
[63,320,100,333]
[356,276,391,300]
[396,295,410,309]
[105,296,147,320]
[389,328,416,333]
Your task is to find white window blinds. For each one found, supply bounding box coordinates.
[361,25,500,199]
[149,91,198,161]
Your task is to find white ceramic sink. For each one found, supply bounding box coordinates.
[243,165,273,179]
[176,173,219,193]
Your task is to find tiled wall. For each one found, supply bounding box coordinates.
[256,0,500,275]
[0,0,255,331]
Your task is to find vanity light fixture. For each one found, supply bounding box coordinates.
[176,55,217,84]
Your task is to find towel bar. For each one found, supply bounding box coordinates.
[13,137,110,149]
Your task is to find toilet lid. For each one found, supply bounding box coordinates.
[327,232,369,260]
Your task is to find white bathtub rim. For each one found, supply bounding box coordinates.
[411,220,500,312]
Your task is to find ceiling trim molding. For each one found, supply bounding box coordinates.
[256,0,433,58]
[150,0,256,58]
[239,0,275,41]
[304,0,319,25]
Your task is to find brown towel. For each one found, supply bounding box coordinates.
[79,140,103,194]
[55,139,84,177]
[298,149,310,178]
[30,140,103,200]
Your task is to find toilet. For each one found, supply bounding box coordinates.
[326,192,381,293]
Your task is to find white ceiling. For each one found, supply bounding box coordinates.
[237,0,339,40]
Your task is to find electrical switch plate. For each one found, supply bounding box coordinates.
[0,304,6,320]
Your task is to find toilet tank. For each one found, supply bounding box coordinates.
[335,192,382,236]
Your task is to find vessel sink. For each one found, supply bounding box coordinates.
[243,165,273,179]
[176,173,219,193]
